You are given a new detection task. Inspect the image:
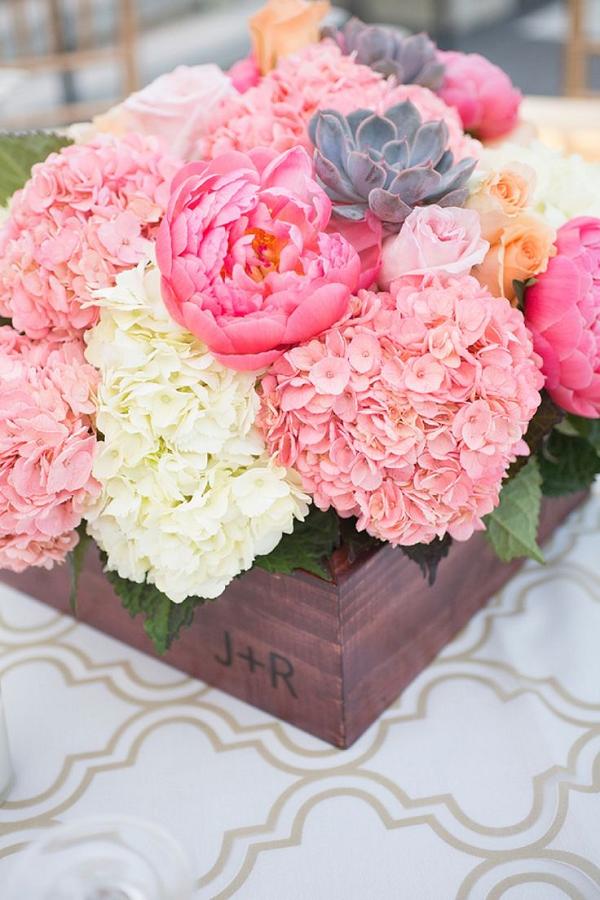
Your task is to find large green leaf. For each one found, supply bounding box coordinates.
[508,391,564,478]
[0,131,72,205]
[484,458,544,563]
[539,430,600,496]
[254,507,340,580]
[102,558,206,655]
[566,414,600,453]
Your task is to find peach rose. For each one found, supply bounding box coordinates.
[250,0,330,74]
[468,164,535,242]
[474,212,556,303]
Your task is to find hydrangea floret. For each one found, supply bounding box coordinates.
[258,279,543,546]
[0,327,99,572]
[84,259,309,603]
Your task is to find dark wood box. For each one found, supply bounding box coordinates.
[0,492,586,748]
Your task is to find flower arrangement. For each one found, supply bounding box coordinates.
[2,0,600,653]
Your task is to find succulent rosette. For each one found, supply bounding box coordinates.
[325,18,445,89]
[156,146,360,370]
[309,101,477,231]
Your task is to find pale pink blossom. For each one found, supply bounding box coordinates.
[380,206,489,290]
[258,277,542,546]
[93,65,234,159]
[0,135,181,339]
[0,326,99,573]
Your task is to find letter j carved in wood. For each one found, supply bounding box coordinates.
[214,630,298,698]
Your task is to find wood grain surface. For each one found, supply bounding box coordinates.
[0,492,587,747]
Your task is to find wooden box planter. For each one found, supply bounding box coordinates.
[0,492,586,748]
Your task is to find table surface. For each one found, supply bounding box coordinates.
[1,488,600,899]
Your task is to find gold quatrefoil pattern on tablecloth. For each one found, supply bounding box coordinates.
[1,490,600,898]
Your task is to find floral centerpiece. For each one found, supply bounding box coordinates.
[1,0,600,654]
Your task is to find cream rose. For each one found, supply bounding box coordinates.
[92,65,234,160]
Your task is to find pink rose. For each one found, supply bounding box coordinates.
[525,216,600,418]
[94,65,234,159]
[228,55,261,93]
[156,146,360,370]
[438,51,522,140]
[379,206,488,291]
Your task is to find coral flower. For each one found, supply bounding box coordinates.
[525,216,600,417]
[156,146,360,370]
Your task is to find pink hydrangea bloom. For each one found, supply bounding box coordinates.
[0,134,181,339]
[259,278,542,545]
[198,41,477,162]
[525,216,600,417]
[156,146,360,370]
[0,326,99,572]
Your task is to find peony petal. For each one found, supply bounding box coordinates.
[283,283,350,345]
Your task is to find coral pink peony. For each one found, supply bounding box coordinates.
[438,51,521,140]
[525,216,600,417]
[379,206,488,290]
[0,326,99,572]
[198,42,477,162]
[93,65,234,159]
[259,278,542,545]
[156,146,360,370]
[0,135,181,339]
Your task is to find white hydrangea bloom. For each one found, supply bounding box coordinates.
[84,259,310,603]
[473,139,600,228]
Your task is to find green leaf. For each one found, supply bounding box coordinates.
[0,131,73,205]
[508,391,564,477]
[401,534,453,585]
[101,558,206,654]
[539,430,600,497]
[0,317,11,327]
[67,523,90,614]
[566,414,600,453]
[512,276,537,312]
[254,507,340,580]
[484,458,544,563]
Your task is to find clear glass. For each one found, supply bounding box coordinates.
[4,816,194,900]
[0,684,14,803]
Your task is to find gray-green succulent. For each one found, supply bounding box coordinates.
[308,102,477,232]
[324,18,445,90]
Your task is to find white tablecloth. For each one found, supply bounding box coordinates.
[1,492,600,899]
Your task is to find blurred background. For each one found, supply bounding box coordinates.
[0,0,598,156]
